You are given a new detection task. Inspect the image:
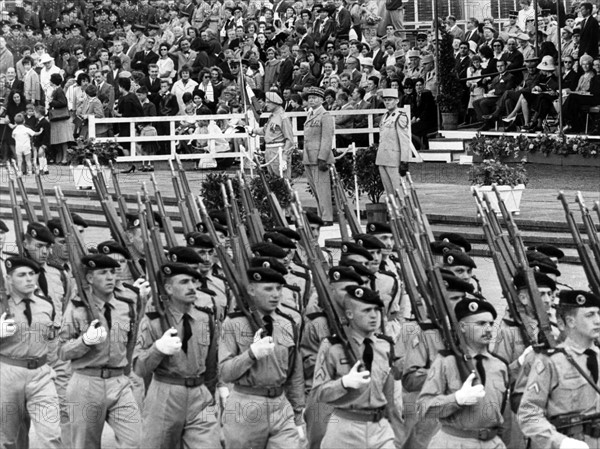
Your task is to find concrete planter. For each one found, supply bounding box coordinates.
[474,184,526,215]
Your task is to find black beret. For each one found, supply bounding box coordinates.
[251,242,288,259]
[339,260,375,278]
[46,218,64,238]
[0,219,8,233]
[26,222,55,244]
[185,232,214,249]
[196,221,228,235]
[439,233,471,252]
[430,240,462,255]
[270,227,301,241]
[454,298,497,322]
[5,257,40,274]
[97,240,130,259]
[247,267,286,284]
[527,244,564,260]
[340,241,374,261]
[344,285,384,308]
[208,210,228,226]
[366,222,392,234]
[249,257,288,276]
[442,272,474,294]
[527,251,561,276]
[161,262,202,280]
[264,232,296,249]
[513,270,556,291]
[443,250,476,269]
[168,246,204,264]
[81,254,120,270]
[306,211,324,227]
[125,213,142,229]
[559,290,600,308]
[354,233,386,250]
[329,266,364,284]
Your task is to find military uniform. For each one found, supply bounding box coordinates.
[256,99,294,178]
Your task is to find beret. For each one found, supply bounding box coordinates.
[161,262,202,280]
[249,257,288,276]
[430,240,462,255]
[442,272,474,294]
[559,290,600,308]
[185,232,215,249]
[5,257,40,274]
[527,244,564,260]
[266,91,283,105]
[0,219,8,233]
[513,270,556,292]
[264,232,296,249]
[329,266,364,284]
[81,254,120,270]
[26,222,55,244]
[196,221,228,235]
[46,218,65,238]
[367,222,391,234]
[97,240,130,259]
[340,241,374,261]
[270,227,301,241]
[71,213,89,228]
[454,298,497,322]
[208,210,228,226]
[125,213,141,229]
[354,233,386,250]
[306,211,324,226]
[439,233,471,252]
[251,242,288,259]
[247,267,286,284]
[527,251,561,276]
[443,250,476,269]
[344,285,384,308]
[339,260,375,278]
[168,246,204,264]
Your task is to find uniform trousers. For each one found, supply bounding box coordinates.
[428,429,506,449]
[305,164,333,221]
[222,389,299,449]
[378,166,402,197]
[141,379,220,449]
[66,372,141,449]
[265,143,291,178]
[320,412,395,449]
[304,389,334,449]
[0,363,62,449]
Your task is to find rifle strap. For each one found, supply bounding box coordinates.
[560,348,600,396]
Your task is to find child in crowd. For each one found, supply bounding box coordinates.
[10,112,42,175]
[33,106,51,174]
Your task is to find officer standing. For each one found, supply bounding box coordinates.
[0,257,62,449]
[302,86,334,225]
[134,262,220,448]
[219,267,305,448]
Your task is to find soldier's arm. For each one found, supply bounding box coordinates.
[402,332,431,392]
[311,339,348,403]
[218,318,255,383]
[318,113,334,162]
[299,317,325,381]
[57,301,92,361]
[285,345,306,413]
[281,114,295,150]
[417,355,462,419]
[492,323,518,365]
[132,315,164,379]
[204,315,219,396]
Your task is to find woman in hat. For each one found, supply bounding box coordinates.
[562,54,600,133]
[48,73,73,164]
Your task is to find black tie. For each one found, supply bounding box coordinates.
[103,303,112,330]
[585,348,599,383]
[23,298,32,326]
[363,338,374,371]
[474,354,486,386]
[263,315,274,337]
[37,267,48,297]
[182,313,192,354]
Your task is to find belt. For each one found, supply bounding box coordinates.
[77,367,125,379]
[234,385,284,398]
[154,374,205,388]
[334,408,385,423]
[442,426,500,441]
[265,142,285,147]
[0,354,47,369]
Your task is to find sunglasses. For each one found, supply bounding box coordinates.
[75,52,83,55]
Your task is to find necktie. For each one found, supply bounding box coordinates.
[37,267,48,297]
[363,338,374,372]
[474,354,486,386]
[23,297,32,326]
[182,313,192,354]
[263,315,274,337]
[103,303,112,330]
[585,348,599,383]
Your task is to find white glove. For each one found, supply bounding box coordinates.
[250,329,275,360]
[83,320,108,346]
[133,277,151,300]
[217,386,230,408]
[0,312,16,339]
[341,361,371,389]
[518,345,534,366]
[559,437,589,449]
[155,328,182,355]
[297,425,306,440]
[281,159,288,171]
[455,372,486,405]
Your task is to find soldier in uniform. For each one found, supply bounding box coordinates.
[442,250,478,287]
[219,267,305,448]
[366,222,399,277]
[518,290,600,449]
[0,257,62,449]
[302,86,334,225]
[0,219,8,264]
[312,285,397,449]
[376,88,413,196]
[85,25,106,59]
[97,240,135,284]
[418,297,508,449]
[58,254,145,448]
[134,262,220,448]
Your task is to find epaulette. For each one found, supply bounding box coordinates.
[71,299,87,308]
[419,322,438,331]
[438,349,455,357]
[325,335,342,345]
[34,291,54,307]
[275,307,296,324]
[291,269,310,281]
[46,261,66,272]
[375,333,394,346]
[379,269,396,278]
[306,311,326,321]
[489,351,509,366]
[114,293,135,305]
[502,317,518,327]
[195,305,214,315]
[278,303,300,316]
[121,282,140,295]
[2,251,19,258]
[227,311,246,319]
[284,284,301,293]
[146,311,161,320]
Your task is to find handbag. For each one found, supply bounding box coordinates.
[48,106,70,122]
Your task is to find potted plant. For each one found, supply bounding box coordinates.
[200,172,241,211]
[67,138,121,189]
[437,28,465,130]
[469,159,529,214]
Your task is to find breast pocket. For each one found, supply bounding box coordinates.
[555,376,588,411]
[274,334,295,369]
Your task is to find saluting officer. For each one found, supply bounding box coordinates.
[219,267,305,448]
[134,262,220,448]
[0,257,61,449]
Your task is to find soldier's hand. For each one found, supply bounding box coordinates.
[341,361,371,389]
[155,328,182,355]
[217,386,230,408]
[559,437,589,449]
[83,320,108,346]
[133,277,151,299]
[455,372,485,405]
[0,312,16,339]
[518,345,534,366]
[250,329,275,359]
[317,159,329,172]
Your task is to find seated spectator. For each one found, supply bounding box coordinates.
[474,59,516,130]
[562,54,600,133]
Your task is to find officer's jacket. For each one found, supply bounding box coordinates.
[302,105,334,165]
[376,107,412,167]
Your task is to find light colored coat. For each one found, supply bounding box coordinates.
[302,105,334,165]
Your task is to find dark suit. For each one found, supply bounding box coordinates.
[131,50,159,76]
[292,72,317,93]
[278,56,295,90]
[140,76,162,109]
[334,7,351,40]
[562,70,580,92]
[578,15,600,59]
[502,49,524,85]
[3,80,24,103]
[117,92,143,137]
[412,91,438,137]
[313,18,336,50]
[372,48,385,72]
[473,73,516,120]
[349,69,362,86]
[297,35,315,51]
[96,81,115,111]
[455,55,471,80]
[465,29,482,46]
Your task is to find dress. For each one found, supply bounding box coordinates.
[48,86,73,145]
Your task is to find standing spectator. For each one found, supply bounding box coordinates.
[334,91,355,148]
[115,77,144,152]
[278,45,295,90]
[157,43,176,81]
[113,40,132,72]
[263,47,281,92]
[171,39,197,72]
[446,16,465,41]
[77,84,107,140]
[2,91,27,164]
[10,112,42,175]
[157,78,179,152]
[94,70,115,113]
[3,68,24,103]
[578,2,599,59]
[48,73,72,165]
[131,37,159,76]
[33,106,51,174]
[0,37,14,74]
[171,65,199,113]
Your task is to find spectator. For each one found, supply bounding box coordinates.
[157,43,176,81]
[562,54,599,132]
[10,112,41,175]
[77,84,107,139]
[47,73,71,165]
[22,56,41,106]
[32,106,51,174]
[172,65,199,113]
[578,2,599,59]
[114,76,144,147]
[0,37,14,74]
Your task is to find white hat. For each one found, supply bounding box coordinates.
[406,49,421,59]
[360,57,374,66]
[39,53,54,64]
[537,55,556,71]
[265,91,283,105]
[381,88,398,99]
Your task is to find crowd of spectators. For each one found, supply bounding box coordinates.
[0,0,599,170]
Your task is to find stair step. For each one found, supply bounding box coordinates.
[428,140,465,151]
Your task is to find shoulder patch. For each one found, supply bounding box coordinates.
[535,359,546,374]
[438,349,455,358]
[284,284,301,293]
[503,317,518,327]
[325,335,342,345]
[375,333,394,346]
[121,282,140,295]
[114,294,135,305]
[145,312,161,320]
[306,311,326,321]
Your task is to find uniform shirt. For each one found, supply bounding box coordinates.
[300,313,330,391]
[257,107,294,145]
[519,339,600,448]
[418,351,508,430]
[0,291,55,359]
[401,322,445,392]
[376,107,412,167]
[312,329,392,409]
[43,262,73,324]
[58,286,136,370]
[218,309,304,412]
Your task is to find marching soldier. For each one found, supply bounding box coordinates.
[0,219,8,265]
[98,240,135,284]
[442,249,480,292]
[0,257,62,449]
[366,221,399,277]
[219,267,305,448]
[295,211,334,266]
[134,262,220,448]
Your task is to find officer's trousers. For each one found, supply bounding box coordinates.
[378,166,402,198]
[305,164,333,221]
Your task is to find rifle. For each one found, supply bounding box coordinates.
[11,160,37,223]
[0,246,9,316]
[550,411,600,437]
[221,183,249,274]
[141,183,168,266]
[198,194,265,334]
[174,154,202,228]
[331,165,362,236]
[559,192,600,296]
[226,179,253,261]
[34,165,52,222]
[576,192,600,271]
[406,172,434,243]
[8,177,25,256]
[238,173,264,246]
[168,159,195,235]
[151,174,178,249]
[595,201,600,226]
[109,161,130,230]
[255,162,287,228]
